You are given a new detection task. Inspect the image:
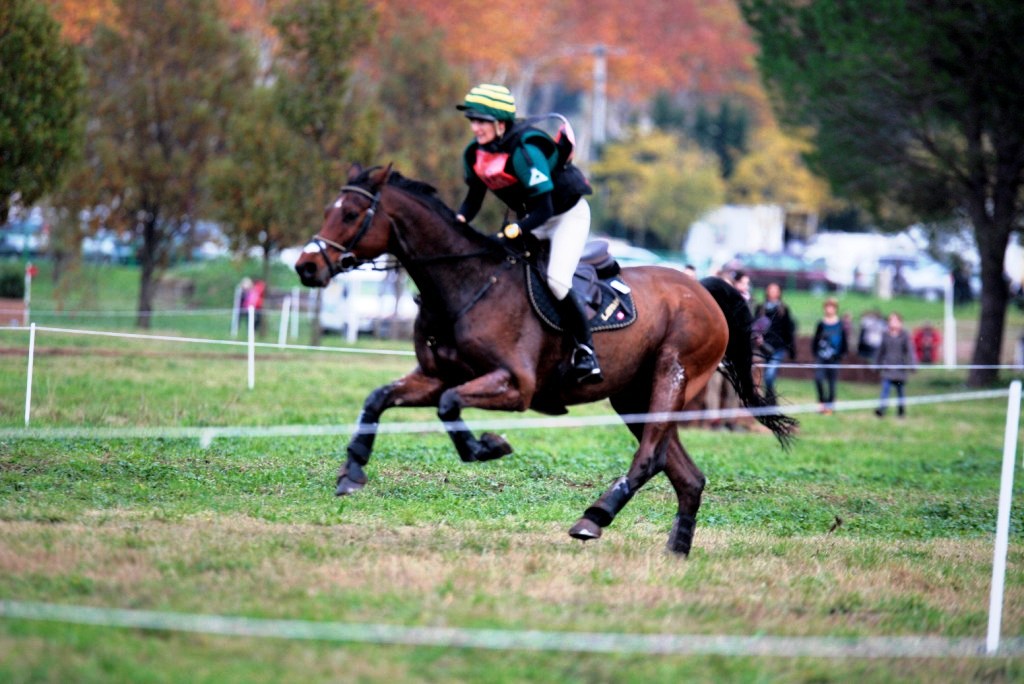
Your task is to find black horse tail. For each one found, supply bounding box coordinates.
[699,276,799,449]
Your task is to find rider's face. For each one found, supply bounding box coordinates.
[469,118,502,144]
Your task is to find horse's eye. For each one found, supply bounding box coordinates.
[343,211,360,223]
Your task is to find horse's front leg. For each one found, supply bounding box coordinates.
[437,368,531,463]
[339,369,445,495]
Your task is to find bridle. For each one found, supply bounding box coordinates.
[303,184,383,277]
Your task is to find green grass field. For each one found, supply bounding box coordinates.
[0,258,1023,681]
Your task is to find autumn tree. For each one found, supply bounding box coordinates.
[590,131,724,249]
[727,126,832,215]
[272,0,378,189]
[270,0,378,344]
[375,9,468,206]
[0,0,84,222]
[77,0,254,327]
[741,0,1024,386]
[205,89,318,285]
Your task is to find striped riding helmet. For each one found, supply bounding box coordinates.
[456,84,516,122]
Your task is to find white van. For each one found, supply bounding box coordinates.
[318,264,418,341]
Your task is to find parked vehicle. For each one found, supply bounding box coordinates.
[729,251,837,293]
[0,219,48,258]
[319,263,418,339]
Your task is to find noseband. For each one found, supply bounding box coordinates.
[303,185,382,277]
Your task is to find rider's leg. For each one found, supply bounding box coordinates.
[555,291,603,384]
[534,199,602,384]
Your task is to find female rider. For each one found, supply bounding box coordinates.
[454,83,602,384]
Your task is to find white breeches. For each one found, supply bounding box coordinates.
[531,198,591,300]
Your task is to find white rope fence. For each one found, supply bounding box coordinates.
[2,599,1021,658]
[0,322,1020,657]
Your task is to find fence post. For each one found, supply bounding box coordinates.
[24,322,36,427]
[943,276,957,366]
[230,284,242,338]
[986,379,1021,654]
[247,305,255,390]
[278,297,290,348]
[290,287,300,339]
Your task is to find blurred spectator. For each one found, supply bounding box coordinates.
[753,282,796,405]
[857,309,886,359]
[912,322,941,364]
[243,278,266,334]
[953,264,973,305]
[811,297,848,415]
[875,312,915,418]
[733,270,753,313]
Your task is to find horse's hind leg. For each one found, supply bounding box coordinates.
[567,360,679,541]
[339,369,445,495]
[569,353,713,547]
[662,434,705,556]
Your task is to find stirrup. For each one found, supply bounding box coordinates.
[571,345,604,384]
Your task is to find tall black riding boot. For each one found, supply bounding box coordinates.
[556,292,604,385]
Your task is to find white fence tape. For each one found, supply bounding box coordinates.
[1,600,1021,658]
[0,388,1010,444]
[0,323,1020,659]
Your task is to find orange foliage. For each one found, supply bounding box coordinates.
[45,0,117,43]
[47,0,281,45]
[376,0,758,101]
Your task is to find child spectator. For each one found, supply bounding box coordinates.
[875,312,916,418]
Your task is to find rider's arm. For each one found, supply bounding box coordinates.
[510,141,556,233]
[516,192,554,233]
[456,177,487,223]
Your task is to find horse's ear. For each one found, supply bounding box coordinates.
[369,163,394,189]
[346,163,363,181]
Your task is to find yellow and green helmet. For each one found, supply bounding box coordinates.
[456,84,516,122]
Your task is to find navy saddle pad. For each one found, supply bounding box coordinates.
[525,240,637,333]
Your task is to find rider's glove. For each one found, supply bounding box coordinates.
[498,223,522,240]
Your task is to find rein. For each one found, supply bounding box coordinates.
[306,180,531,322]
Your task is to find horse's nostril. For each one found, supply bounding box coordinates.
[296,261,316,279]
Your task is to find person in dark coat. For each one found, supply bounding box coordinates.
[811,297,849,415]
[874,312,916,417]
[753,282,797,405]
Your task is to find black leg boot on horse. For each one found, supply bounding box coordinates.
[556,291,604,385]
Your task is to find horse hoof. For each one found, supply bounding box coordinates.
[478,432,513,461]
[335,477,365,496]
[667,513,696,556]
[568,518,602,541]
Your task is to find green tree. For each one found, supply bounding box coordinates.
[270,0,379,345]
[692,101,749,180]
[590,131,724,250]
[375,9,468,206]
[740,0,1024,386]
[0,0,84,222]
[205,90,318,286]
[79,0,254,327]
[272,0,378,192]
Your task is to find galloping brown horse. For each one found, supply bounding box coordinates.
[295,165,796,555]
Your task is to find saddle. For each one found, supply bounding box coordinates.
[526,239,638,332]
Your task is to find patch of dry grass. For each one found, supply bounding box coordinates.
[1,514,1016,641]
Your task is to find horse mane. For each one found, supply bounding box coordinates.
[348,167,454,221]
[349,166,498,248]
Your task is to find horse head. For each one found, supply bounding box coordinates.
[295,164,395,287]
